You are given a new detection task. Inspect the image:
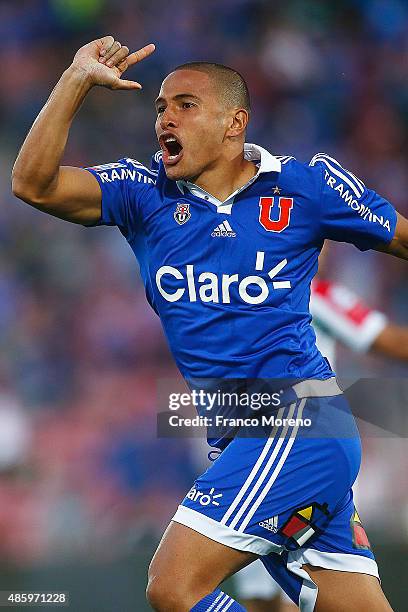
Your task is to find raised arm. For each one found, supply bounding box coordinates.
[376,212,408,260]
[11,36,155,225]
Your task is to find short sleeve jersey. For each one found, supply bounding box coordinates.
[85,145,397,380]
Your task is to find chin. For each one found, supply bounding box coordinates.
[163,163,190,182]
[164,167,181,180]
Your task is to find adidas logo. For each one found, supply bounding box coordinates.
[211,220,236,238]
[259,516,278,533]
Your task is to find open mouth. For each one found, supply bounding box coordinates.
[160,133,184,166]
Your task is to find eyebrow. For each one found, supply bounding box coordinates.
[154,93,201,107]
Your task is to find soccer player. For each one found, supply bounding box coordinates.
[12,37,408,611]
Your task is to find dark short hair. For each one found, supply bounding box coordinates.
[173,62,251,113]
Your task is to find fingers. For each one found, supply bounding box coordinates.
[97,38,155,68]
[102,45,129,68]
[99,39,122,64]
[126,43,156,67]
[111,78,142,91]
[94,37,156,91]
[98,35,115,57]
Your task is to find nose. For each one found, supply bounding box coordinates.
[159,107,177,130]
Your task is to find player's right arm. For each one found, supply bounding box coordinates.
[311,279,408,362]
[11,37,155,225]
[376,212,408,261]
[371,323,408,361]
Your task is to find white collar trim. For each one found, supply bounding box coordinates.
[176,143,281,209]
[243,142,282,174]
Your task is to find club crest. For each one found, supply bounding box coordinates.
[174,202,191,225]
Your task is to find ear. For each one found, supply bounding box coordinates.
[226,109,249,138]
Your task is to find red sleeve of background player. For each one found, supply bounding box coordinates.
[310,279,388,353]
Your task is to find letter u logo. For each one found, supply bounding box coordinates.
[259,197,294,232]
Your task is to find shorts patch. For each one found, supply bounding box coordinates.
[350,507,371,551]
[279,502,330,550]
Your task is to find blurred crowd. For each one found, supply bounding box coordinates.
[0,0,407,566]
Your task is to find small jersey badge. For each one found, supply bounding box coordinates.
[174,202,191,225]
[259,196,294,232]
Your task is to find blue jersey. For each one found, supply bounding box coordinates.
[85,144,396,380]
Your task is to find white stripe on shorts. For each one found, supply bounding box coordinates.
[221,405,287,525]
[228,402,298,530]
[238,399,306,532]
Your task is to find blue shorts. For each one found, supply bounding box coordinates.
[172,380,379,611]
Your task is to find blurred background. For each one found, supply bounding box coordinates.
[1,0,408,609]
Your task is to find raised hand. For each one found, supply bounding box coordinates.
[71,36,156,90]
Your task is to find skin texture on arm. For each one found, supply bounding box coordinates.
[372,213,408,360]
[371,324,408,361]
[12,64,103,225]
[376,212,408,260]
[11,36,155,225]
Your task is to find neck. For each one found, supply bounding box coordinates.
[189,150,258,202]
